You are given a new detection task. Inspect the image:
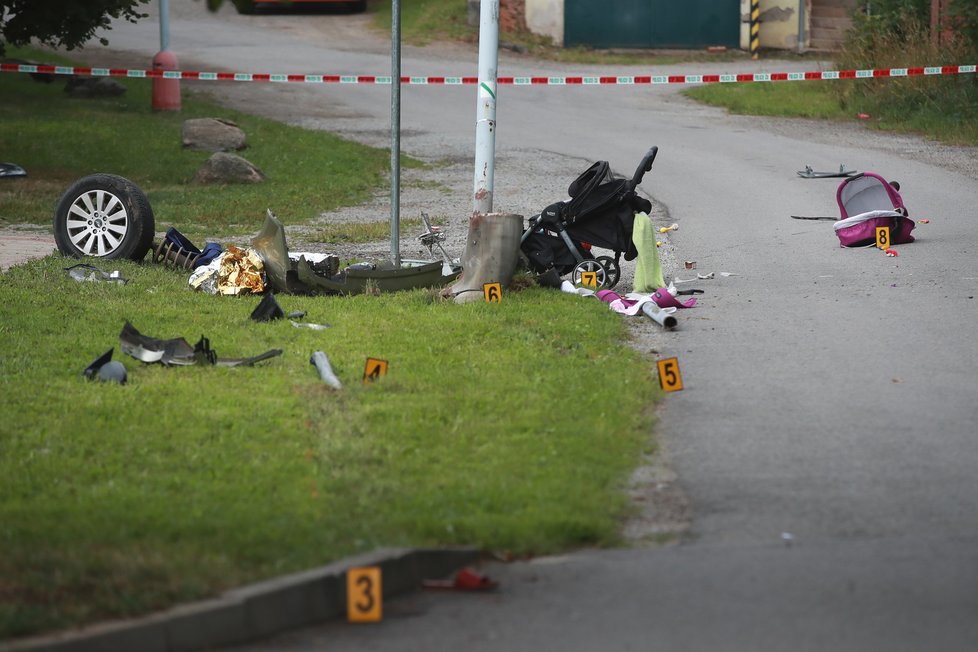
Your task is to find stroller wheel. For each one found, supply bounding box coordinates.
[594,256,620,289]
[572,259,609,289]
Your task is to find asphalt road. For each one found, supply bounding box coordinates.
[76,2,978,649]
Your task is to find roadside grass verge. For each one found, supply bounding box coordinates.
[683,14,978,146]
[0,45,419,242]
[0,254,659,639]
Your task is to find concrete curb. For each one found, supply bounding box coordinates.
[0,547,481,652]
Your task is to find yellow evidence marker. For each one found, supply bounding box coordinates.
[347,567,382,623]
[875,226,890,249]
[483,282,502,303]
[363,357,389,384]
[657,357,684,392]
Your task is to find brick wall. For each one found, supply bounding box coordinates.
[500,0,526,32]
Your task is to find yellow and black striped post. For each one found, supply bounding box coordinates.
[750,0,760,60]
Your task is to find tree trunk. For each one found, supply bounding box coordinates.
[448,212,523,304]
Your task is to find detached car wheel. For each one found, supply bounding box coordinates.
[53,174,155,261]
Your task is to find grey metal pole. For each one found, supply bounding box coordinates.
[390,0,402,267]
[472,0,499,215]
[797,0,806,53]
[159,0,170,51]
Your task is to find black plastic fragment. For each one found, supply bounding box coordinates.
[251,293,285,322]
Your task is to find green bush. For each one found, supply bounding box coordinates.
[835,2,978,144]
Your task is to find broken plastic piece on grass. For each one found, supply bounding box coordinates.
[421,567,498,591]
[0,162,27,178]
[250,293,285,322]
[120,321,281,367]
[684,261,696,270]
[83,347,115,380]
[193,335,283,367]
[291,320,331,331]
[120,321,196,365]
[885,248,898,257]
[658,223,679,233]
[309,351,342,389]
[65,263,127,284]
[287,311,306,320]
[97,361,127,384]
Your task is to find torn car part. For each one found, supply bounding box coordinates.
[0,162,27,178]
[83,348,116,380]
[153,229,201,270]
[250,293,285,322]
[250,209,454,296]
[310,351,342,389]
[193,335,283,367]
[119,321,281,367]
[120,321,196,365]
[419,211,460,275]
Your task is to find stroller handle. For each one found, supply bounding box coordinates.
[630,146,659,186]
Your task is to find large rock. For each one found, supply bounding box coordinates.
[192,152,266,184]
[182,118,247,152]
[64,76,126,98]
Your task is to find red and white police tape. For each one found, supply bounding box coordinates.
[2,62,975,86]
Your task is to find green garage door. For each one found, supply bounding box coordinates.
[565,0,740,49]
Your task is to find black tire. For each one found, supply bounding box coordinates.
[595,255,620,289]
[53,174,155,261]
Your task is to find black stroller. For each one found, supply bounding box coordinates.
[520,146,658,289]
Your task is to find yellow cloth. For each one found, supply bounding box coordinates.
[631,212,665,292]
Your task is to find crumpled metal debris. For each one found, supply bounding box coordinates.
[119,321,282,367]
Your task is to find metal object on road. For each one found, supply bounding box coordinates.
[641,301,678,330]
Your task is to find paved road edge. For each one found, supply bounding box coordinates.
[0,547,481,652]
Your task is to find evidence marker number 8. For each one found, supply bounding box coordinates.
[875,226,890,249]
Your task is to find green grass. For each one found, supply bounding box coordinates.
[0,256,658,639]
[684,75,978,146]
[0,42,661,640]
[0,45,419,242]
[683,81,851,120]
